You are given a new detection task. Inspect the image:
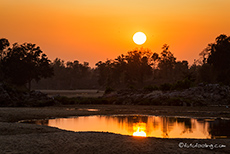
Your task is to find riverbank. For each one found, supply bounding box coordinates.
[0,105,229,153]
[1,105,230,122]
[2,83,230,108]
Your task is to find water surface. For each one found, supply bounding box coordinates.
[34,115,230,139]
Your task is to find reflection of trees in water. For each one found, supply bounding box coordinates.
[110,116,149,134]
[109,116,194,137]
[161,117,177,138]
[177,118,192,129]
[111,116,208,138]
[106,116,130,131]
[196,119,210,136]
[208,119,230,139]
[157,117,190,138]
[162,118,169,138]
[110,115,148,123]
[108,116,202,137]
[151,117,159,131]
[177,118,193,135]
[40,115,230,138]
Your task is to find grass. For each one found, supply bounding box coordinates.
[37,89,104,98]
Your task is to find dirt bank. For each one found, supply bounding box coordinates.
[0,105,229,154]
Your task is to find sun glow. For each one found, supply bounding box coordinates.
[133,32,147,45]
[132,122,147,137]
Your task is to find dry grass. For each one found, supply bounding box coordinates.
[38,90,104,98]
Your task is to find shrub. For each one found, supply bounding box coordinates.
[54,96,75,105]
[104,87,114,94]
[143,85,159,92]
[34,100,56,107]
[127,84,136,90]
[172,78,192,90]
[160,83,172,91]
[165,97,183,106]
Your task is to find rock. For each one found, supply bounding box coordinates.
[103,91,117,98]
[0,83,54,107]
[0,84,14,106]
[104,83,230,106]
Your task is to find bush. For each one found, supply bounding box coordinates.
[165,97,183,106]
[160,83,172,91]
[104,87,114,94]
[54,96,75,105]
[172,79,192,90]
[34,100,56,107]
[127,84,136,90]
[54,96,110,105]
[149,98,162,106]
[143,85,159,92]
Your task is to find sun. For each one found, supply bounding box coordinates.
[133,32,147,45]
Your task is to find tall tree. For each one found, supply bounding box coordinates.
[201,34,230,84]
[158,44,176,79]
[125,49,152,84]
[0,38,10,60]
[95,48,153,88]
[0,38,10,81]
[95,60,114,87]
[2,42,53,90]
[174,60,189,80]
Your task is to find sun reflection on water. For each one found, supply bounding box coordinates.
[132,122,147,137]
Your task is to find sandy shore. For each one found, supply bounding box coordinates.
[0,105,229,154]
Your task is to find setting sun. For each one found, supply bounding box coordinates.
[133,32,147,45]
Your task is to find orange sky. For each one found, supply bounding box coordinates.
[1,0,230,66]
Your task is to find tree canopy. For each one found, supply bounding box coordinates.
[1,41,53,89]
[95,48,153,88]
[200,34,230,84]
[0,38,9,58]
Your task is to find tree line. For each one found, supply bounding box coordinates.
[0,34,230,91]
[32,58,98,90]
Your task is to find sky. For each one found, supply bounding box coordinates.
[1,0,230,66]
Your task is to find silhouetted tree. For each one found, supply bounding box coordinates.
[158,44,176,80]
[197,63,215,83]
[0,38,10,81]
[95,48,153,88]
[95,60,114,87]
[200,34,230,84]
[0,38,10,60]
[32,58,93,90]
[2,42,53,90]
[113,54,127,85]
[151,52,159,68]
[125,49,152,85]
[66,60,91,89]
[45,58,66,89]
[174,60,189,80]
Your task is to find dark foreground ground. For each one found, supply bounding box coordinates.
[0,105,229,154]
